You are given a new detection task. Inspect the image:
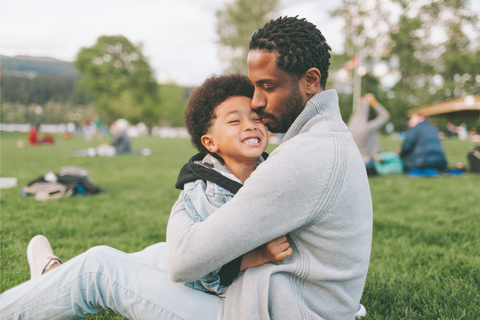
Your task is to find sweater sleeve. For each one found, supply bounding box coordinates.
[166,133,346,282]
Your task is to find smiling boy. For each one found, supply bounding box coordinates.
[176,73,292,295]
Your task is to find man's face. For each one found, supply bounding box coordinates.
[408,113,425,128]
[247,50,305,133]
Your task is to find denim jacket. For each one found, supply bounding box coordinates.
[176,153,266,295]
[183,179,236,294]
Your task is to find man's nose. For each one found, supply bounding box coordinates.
[251,91,266,110]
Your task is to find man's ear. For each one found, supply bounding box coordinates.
[302,68,322,95]
[201,135,218,153]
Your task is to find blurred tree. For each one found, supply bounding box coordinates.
[1,74,91,105]
[216,0,278,74]
[157,83,187,127]
[332,0,480,131]
[74,35,161,125]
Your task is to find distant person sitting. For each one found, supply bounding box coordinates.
[399,113,447,172]
[348,93,390,175]
[27,125,40,146]
[41,134,55,145]
[111,119,131,153]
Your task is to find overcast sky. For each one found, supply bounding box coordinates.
[0,0,345,86]
[1,0,479,86]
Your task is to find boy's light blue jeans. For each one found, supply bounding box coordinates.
[0,243,224,320]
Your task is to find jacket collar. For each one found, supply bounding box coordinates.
[281,89,340,144]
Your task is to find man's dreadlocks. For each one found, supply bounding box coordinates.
[249,16,331,89]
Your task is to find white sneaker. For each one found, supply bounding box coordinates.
[355,304,367,318]
[26,235,62,279]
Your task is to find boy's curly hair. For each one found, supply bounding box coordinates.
[184,74,254,155]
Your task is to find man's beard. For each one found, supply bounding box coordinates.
[260,82,304,134]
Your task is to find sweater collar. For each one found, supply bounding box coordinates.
[281,89,340,143]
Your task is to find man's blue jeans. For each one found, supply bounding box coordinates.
[0,243,224,320]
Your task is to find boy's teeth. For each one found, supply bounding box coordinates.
[243,138,259,144]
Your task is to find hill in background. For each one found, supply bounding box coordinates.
[1,55,78,77]
[1,55,189,126]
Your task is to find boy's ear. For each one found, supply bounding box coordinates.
[201,135,218,153]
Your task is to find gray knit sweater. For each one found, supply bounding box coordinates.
[167,90,373,320]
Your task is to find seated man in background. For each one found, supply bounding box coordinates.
[400,112,447,172]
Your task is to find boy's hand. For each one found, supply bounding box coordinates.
[240,235,292,271]
[260,235,292,262]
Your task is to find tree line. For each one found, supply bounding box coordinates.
[3,0,479,131]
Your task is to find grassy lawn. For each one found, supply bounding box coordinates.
[1,132,479,319]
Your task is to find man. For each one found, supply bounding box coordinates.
[167,16,372,319]
[400,112,447,172]
[0,17,371,320]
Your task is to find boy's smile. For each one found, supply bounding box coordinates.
[201,96,268,168]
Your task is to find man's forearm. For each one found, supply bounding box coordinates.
[166,137,345,283]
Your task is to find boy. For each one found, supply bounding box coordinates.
[176,73,292,295]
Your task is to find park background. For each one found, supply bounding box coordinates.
[1,0,480,319]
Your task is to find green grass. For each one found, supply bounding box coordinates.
[1,132,479,319]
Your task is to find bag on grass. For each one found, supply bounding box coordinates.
[372,152,404,175]
[467,146,480,173]
[21,166,102,201]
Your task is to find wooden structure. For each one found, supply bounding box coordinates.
[408,95,480,117]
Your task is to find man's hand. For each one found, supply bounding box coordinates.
[240,235,292,271]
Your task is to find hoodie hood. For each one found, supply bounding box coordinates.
[175,153,268,194]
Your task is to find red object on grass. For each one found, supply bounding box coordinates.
[28,127,39,146]
[41,134,55,145]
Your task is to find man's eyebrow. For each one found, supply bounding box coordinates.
[249,78,275,85]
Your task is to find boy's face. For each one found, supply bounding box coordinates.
[201,96,268,164]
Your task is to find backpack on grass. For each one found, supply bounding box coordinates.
[372,152,404,175]
[21,166,102,201]
[467,146,480,173]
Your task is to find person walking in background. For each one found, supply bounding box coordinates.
[111,119,131,153]
[457,123,468,141]
[399,112,447,172]
[348,93,390,175]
